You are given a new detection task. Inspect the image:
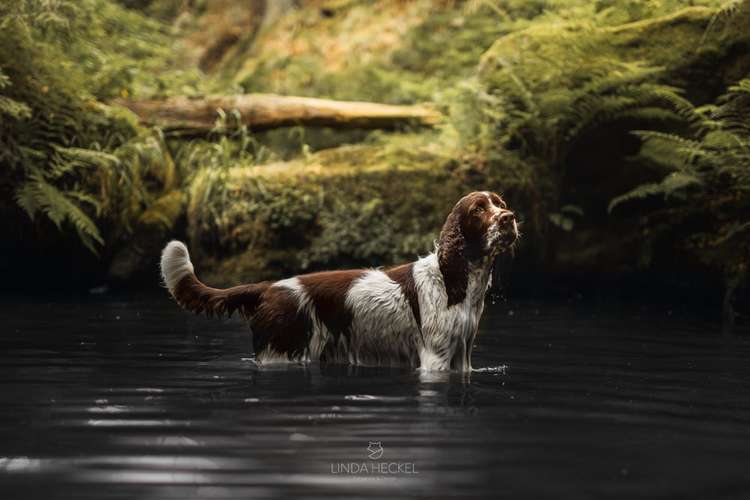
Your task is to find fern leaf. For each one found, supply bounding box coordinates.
[632,130,702,148]
[52,146,121,169]
[608,172,703,213]
[0,95,32,119]
[579,63,662,95]
[702,0,748,43]
[15,176,104,254]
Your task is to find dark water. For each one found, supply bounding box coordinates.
[1,294,749,499]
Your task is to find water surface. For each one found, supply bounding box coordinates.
[1,295,749,499]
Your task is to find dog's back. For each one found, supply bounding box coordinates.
[161,241,422,366]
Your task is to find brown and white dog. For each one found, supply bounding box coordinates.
[160,191,518,371]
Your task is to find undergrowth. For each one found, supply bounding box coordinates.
[0,0,198,253]
[610,77,750,310]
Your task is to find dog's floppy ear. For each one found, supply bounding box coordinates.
[438,209,469,307]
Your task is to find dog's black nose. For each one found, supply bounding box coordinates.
[498,211,515,227]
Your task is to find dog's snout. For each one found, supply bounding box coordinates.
[497,211,515,227]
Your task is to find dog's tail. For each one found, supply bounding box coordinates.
[160,240,268,318]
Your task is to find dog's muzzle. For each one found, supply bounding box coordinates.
[494,211,518,248]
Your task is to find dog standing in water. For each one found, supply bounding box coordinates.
[160,191,519,371]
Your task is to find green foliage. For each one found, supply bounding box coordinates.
[472,37,697,167]
[185,136,478,283]
[439,14,708,251]
[235,1,518,105]
[2,0,748,297]
[609,76,750,281]
[116,0,203,21]
[0,0,186,253]
[608,171,702,212]
[444,0,748,293]
[0,70,32,119]
[16,173,105,253]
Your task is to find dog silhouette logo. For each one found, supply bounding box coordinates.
[367,441,383,460]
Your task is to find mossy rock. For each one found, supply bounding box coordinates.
[185,134,533,286]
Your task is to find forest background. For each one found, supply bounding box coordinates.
[1,0,748,324]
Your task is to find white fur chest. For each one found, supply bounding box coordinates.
[413,253,490,371]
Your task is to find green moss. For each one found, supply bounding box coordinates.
[186,133,534,285]
[229,1,518,105]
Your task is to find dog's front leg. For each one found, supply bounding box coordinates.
[464,329,477,372]
[449,338,467,372]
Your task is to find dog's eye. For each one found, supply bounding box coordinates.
[472,206,484,215]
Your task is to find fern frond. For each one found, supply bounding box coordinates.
[496,63,538,115]
[635,86,703,130]
[632,130,710,166]
[579,63,663,95]
[616,107,685,124]
[608,172,703,213]
[15,175,104,254]
[51,146,120,165]
[702,0,749,44]
[66,190,103,216]
[0,95,32,119]
[714,78,750,133]
[49,145,120,177]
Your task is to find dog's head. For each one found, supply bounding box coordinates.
[439,191,518,262]
[437,191,519,305]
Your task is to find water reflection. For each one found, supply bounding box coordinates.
[0,295,749,498]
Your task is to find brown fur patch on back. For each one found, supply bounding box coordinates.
[299,270,364,344]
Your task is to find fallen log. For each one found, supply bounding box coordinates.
[115,94,441,135]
